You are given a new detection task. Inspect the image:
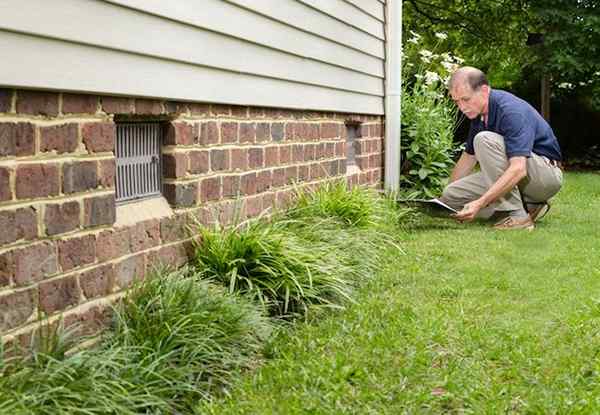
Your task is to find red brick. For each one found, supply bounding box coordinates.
[164,101,188,114]
[231,148,247,171]
[163,182,198,207]
[244,196,262,218]
[0,251,12,287]
[276,190,294,210]
[271,123,284,142]
[211,149,230,172]
[211,104,230,116]
[129,219,161,253]
[83,194,116,227]
[0,288,37,331]
[214,201,237,226]
[285,123,295,141]
[256,123,270,142]
[285,166,298,184]
[280,145,291,164]
[96,228,130,262]
[40,124,78,154]
[0,89,12,113]
[335,141,345,157]
[221,122,238,144]
[305,144,316,161]
[98,159,115,188]
[265,146,279,167]
[370,123,383,137]
[63,303,112,337]
[248,148,264,169]
[82,122,115,153]
[135,99,163,115]
[272,168,286,187]
[231,105,248,118]
[309,123,320,141]
[0,207,37,245]
[262,192,275,212]
[16,164,60,199]
[114,254,145,289]
[240,123,256,144]
[189,103,210,116]
[63,161,98,194]
[163,153,187,178]
[9,242,59,286]
[165,122,193,146]
[240,172,257,195]
[360,124,369,138]
[44,201,80,236]
[315,143,325,160]
[62,93,98,114]
[356,155,369,170]
[147,243,188,270]
[327,160,339,176]
[16,91,59,116]
[295,123,309,141]
[321,123,340,139]
[200,176,221,202]
[58,235,96,271]
[199,121,219,146]
[160,214,187,243]
[188,150,209,175]
[0,122,35,157]
[39,276,81,314]
[256,170,272,193]
[338,159,347,175]
[292,144,304,163]
[299,165,310,182]
[250,107,265,118]
[101,96,134,114]
[222,175,240,198]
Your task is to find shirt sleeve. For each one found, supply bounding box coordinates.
[499,111,535,158]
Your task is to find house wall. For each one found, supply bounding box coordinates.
[0,89,384,346]
[0,0,385,115]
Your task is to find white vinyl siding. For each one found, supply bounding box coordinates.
[0,0,387,114]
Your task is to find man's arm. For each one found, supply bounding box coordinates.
[449,152,477,183]
[454,156,527,221]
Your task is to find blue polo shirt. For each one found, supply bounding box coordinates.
[466,89,562,161]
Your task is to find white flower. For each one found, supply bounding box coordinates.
[454,56,465,64]
[558,82,573,89]
[595,71,600,76]
[409,30,421,40]
[424,71,441,85]
[419,50,433,58]
[579,81,587,86]
[435,32,448,40]
[441,61,458,73]
[408,37,420,44]
[415,74,424,80]
[408,30,421,44]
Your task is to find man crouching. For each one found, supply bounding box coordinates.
[441,67,563,230]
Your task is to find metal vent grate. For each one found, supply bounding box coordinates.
[346,124,359,167]
[115,123,162,203]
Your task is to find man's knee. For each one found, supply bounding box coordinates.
[473,131,504,153]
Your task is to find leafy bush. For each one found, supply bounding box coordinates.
[400,32,462,198]
[0,268,272,414]
[192,220,354,317]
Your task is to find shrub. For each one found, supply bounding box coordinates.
[192,220,354,318]
[400,32,463,198]
[0,268,272,414]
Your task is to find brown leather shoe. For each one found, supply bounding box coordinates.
[493,216,535,231]
[527,203,550,222]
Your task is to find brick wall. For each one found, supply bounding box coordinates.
[0,88,384,348]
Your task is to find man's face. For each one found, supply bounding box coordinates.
[450,83,490,119]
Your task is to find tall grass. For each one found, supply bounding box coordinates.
[0,268,272,414]
[193,221,354,317]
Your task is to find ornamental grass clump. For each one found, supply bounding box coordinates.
[0,268,272,414]
[192,219,354,318]
[288,179,377,227]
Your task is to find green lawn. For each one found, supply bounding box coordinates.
[202,172,600,414]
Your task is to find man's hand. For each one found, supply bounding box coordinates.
[453,199,485,222]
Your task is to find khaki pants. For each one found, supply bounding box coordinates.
[441,131,563,219]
